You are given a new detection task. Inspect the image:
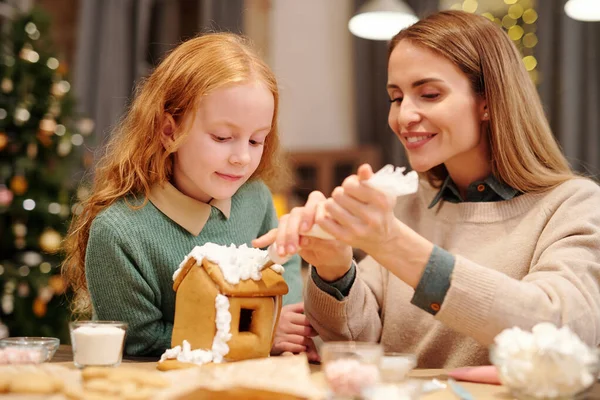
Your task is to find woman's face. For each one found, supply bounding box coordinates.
[387,40,490,176]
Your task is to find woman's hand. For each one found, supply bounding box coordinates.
[253,191,353,282]
[318,164,402,256]
[270,302,320,362]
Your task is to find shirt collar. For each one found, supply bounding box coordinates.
[148,182,231,236]
[428,175,519,209]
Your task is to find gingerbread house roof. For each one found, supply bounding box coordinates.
[173,256,289,297]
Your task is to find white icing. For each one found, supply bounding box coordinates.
[305,164,418,240]
[267,242,293,265]
[363,164,418,197]
[211,294,232,363]
[173,243,283,285]
[160,294,232,365]
[493,322,599,398]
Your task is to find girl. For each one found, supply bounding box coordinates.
[63,33,316,358]
[255,11,600,368]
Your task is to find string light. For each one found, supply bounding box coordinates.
[448,0,539,85]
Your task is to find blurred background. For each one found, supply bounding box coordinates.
[0,0,598,342]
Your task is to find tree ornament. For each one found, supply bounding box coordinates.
[39,115,57,135]
[1,294,14,314]
[19,43,39,63]
[12,222,27,237]
[48,275,67,295]
[57,140,71,156]
[39,229,62,253]
[0,132,7,150]
[0,184,13,207]
[32,297,47,317]
[13,107,31,125]
[1,78,13,93]
[9,175,28,195]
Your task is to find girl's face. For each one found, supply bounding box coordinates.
[387,40,490,178]
[167,81,274,202]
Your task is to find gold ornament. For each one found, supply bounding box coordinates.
[33,297,47,317]
[48,275,67,295]
[12,222,27,237]
[39,229,62,253]
[39,116,57,135]
[1,78,13,93]
[0,132,7,151]
[10,175,28,195]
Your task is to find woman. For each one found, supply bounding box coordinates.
[254,10,600,368]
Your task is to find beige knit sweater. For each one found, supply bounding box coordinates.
[304,178,600,368]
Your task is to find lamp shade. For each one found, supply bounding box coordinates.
[349,0,418,41]
[564,0,600,22]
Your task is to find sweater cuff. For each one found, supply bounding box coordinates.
[435,255,498,343]
[411,245,455,315]
[311,261,357,300]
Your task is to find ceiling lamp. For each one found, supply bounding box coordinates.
[348,0,419,41]
[564,0,600,22]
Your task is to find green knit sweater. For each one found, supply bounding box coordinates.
[85,180,302,356]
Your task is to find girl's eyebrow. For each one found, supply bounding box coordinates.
[214,121,271,133]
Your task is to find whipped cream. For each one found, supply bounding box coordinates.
[161,294,232,365]
[493,322,598,398]
[173,243,284,285]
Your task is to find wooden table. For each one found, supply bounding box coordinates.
[46,345,600,399]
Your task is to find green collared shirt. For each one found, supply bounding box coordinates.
[313,175,520,316]
[428,175,519,208]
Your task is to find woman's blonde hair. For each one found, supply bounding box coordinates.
[63,32,287,315]
[389,10,575,190]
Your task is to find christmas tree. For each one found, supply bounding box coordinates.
[0,7,93,342]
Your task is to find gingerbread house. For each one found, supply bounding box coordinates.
[169,243,288,363]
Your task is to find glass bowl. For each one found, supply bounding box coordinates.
[321,341,383,398]
[69,320,128,368]
[380,352,417,383]
[0,336,59,364]
[490,344,600,400]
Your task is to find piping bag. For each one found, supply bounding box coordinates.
[264,165,419,266]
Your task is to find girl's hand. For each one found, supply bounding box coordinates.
[271,302,320,362]
[253,191,353,282]
[318,164,402,256]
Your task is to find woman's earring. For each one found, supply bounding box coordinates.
[483,112,489,120]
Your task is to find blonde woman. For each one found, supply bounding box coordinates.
[62,33,316,358]
[255,11,600,368]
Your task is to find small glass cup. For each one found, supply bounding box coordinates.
[69,321,127,368]
[321,341,383,399]
[379,352,416,383]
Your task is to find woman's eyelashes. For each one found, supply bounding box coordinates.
[388,92,441,104]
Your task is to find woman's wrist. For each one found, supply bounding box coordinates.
[372,220,434,288]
